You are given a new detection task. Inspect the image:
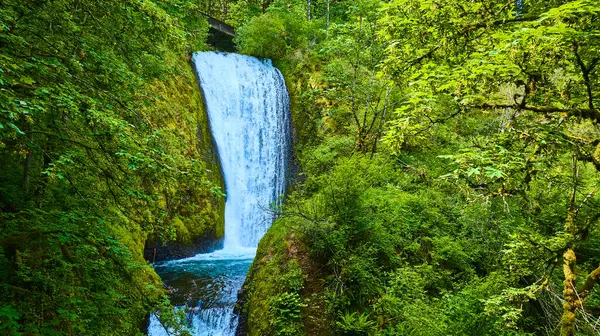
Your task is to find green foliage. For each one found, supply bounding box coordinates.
[375,2,600,333]
[4,0,599,334]
[0,0,221,334]
[235,0,310,59]
[153,0,211,52]
[0,305,20,336]
[227,0,263,28]
[336,312,375,336]
[237,0,600,335]
[270,292,307,336]
[241,218,314,336]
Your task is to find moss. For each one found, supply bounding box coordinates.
[240,218,332,336]
[239,58,334,336]
[98,59,227,329]
[81,60,227,330]
[242,219,290,336]
[142,60,225,249]
[194,74,226,239]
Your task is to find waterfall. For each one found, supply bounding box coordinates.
[148,52,291,336]
[195,52,291,250]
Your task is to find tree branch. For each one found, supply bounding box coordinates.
[579,265,600,299]
[573,43,597,110]
[478,104,600,122]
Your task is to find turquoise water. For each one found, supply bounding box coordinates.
[149,250,256,335]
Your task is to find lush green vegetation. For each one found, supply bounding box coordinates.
[234,0,600,335]
[0,1,226,334]
[2,0,600,335]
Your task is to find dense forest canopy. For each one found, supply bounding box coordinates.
[233,1,600,335]
[0,0,222,334]
[1,0,600,335]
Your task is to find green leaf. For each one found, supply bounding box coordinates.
[20,77,35,85]
[7,123,25,135]
[466,167,481,177]
[484,167,504,179]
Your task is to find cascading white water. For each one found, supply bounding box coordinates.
[196,52,290,250]
[148,52,291,336]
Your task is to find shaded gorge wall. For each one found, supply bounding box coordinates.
[143,59,226,262]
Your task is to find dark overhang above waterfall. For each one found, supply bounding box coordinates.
[206,16,235,37]
[204,14,236,52]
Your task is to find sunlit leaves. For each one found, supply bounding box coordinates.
[375,0,600,332]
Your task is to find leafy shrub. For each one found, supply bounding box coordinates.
[235,2,309,59]
[270,292,307,336]
[226,0,262,28]
[336,312,376,336]
[0,305,20,336]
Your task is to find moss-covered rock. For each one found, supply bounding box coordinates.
[236,218,332,336]
[142,60,226,262]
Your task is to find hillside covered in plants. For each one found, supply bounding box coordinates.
[0,1,226,334]
[230,1,600,335]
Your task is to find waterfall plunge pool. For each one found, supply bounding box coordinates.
[148,249,256,336]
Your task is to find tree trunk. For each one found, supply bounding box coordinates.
[23,125,33,192]
[561,161,579,336]
[326,0,330,38]
[561,248,577,336]
[23,150,32,191]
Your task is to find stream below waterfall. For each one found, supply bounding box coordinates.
[148,52,291,336]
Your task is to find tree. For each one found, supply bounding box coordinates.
[321,0,396,154]
[0,0,216,333]
[380,0,600,333]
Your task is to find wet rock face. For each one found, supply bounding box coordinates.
[143,235,223,262]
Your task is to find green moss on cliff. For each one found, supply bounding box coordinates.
[240,218,332,336]
[0,0,224,333]
[143,61,225,248]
